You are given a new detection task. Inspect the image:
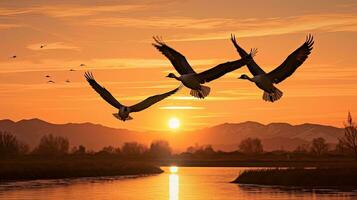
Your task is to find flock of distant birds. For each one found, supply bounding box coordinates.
[9,44,85,84]
[44,64,85,84]
[83,34,314,121]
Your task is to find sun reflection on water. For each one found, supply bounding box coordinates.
[169,166,179,200]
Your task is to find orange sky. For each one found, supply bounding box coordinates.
[0,0,356,131]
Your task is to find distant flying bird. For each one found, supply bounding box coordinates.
[40,44,47,48]
[9,55,17,59]
[84,71,181,121]
[65,79,70,83]
[69,69,76,71]
[80,64,86,67]
[232,34,314,102]
[45,75,51,78]
[47,80,55,83]
[152,36,256,99]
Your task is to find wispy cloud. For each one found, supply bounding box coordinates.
[0,8,33,16]
[167,14,357,41]
[159,106,205,110]
[189,113,229,119]
[27,42,79,51]
[0,58,216,73]
[87,17,233,29]
[37,5,147,18]
[0,4,148,18]
[0,23,23,29]
[84,13,357,40]
[170,96,257,101]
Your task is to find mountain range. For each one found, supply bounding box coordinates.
[0,118,344,151]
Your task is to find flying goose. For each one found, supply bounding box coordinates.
[231,34,314,102]
[152,36,256,99]
[84,72,181,121]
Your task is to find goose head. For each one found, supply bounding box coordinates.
[166,73,178,79]
[238,74,254,82]
[239,74,250,80]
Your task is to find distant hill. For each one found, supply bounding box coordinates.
[0,119,344,151]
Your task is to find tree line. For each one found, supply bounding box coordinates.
[1,112,357,160]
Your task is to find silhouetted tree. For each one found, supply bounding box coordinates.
[34,134,69,156]
[149,140,171,159]
[71,145,86,155]
[338,112,357,159]
[239,137,263,154]
[294,143,310,154]
[310,137,328,156]
[121,142,147,157]
[97,146,120,155]
[186,143,200,153]
[196,145,215,156]
[0,131,29,156]
[186,144,216,156]
[335,141,349,155]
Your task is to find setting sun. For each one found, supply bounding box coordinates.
[168,118,180,129]
[170,166,178,173]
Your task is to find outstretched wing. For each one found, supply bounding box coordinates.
[196,49,257,83]
[130,86,181,112]
[152,36,196,75]
[84,72,123,109]
[231,34,266,76]
[267,34,314,84]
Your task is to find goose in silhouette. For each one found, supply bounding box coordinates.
[9,55,17,59]
[80,64,86,67]
[45,75,51,78]
[65,79,70,83]
[152,36,256,99]
[84,71,181,121]
[40,44,47,48]
[47,80,55,83]
[231,34,314,102]
[69,69,76,71]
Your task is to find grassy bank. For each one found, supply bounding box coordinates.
[232,168,357,187]
[0,157,163,181]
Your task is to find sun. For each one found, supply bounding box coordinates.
[168,118,180,129]
[170,166,178,173]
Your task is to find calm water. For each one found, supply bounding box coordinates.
[0,167,357,200]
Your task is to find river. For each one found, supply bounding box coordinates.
[0,167,356,200]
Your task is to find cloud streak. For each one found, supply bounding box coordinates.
[166,14,357,41]
[0,58,217,73]
[27,42,80,51]
[0,4,148,18]
[0,23,23,30]
[159,106,205,110]
[87,17,233,29]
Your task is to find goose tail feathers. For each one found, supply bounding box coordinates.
[263,88,283,102]
[190,86,211,99]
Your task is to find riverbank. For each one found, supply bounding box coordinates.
[0,157,163,181]
[232,168,357,187]
[161,159,357,168]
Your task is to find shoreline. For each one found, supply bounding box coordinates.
[0,158,163,182]
[232,168,357,187]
